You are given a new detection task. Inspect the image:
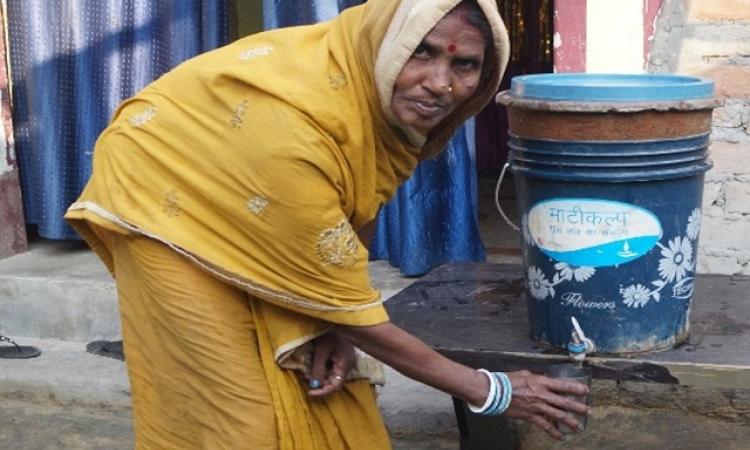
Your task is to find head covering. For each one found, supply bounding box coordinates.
[371,0,510,158]
[66,0,510,330]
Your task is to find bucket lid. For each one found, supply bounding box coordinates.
[510,73,715,102]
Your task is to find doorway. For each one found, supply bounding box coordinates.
[477,0,553,264]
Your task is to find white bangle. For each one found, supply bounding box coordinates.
[467,369,497,413]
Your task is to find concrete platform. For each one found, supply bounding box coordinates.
[386,263,750,448]
[386,263,750,389]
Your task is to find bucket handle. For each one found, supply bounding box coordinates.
[495,162,520,233]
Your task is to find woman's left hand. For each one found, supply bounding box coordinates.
[307,331,356,398]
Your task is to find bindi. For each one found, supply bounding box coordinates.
[448,44,457,53]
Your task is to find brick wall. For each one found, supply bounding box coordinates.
[649,0,750,274]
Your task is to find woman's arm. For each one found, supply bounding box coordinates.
[356,218,378,250]
[336,321,590,440]
[339,322,490,405]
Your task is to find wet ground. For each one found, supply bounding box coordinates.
[518,405,750,450]
[0,399,458,450]
[4,398,748,450]
[0,400,132,450]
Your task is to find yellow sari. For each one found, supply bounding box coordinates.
[65,0,509,448]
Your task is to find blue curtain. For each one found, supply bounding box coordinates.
[371,123,485,276]
[263,0,361,28]
[7,0,229,239]
[263,0,485,276]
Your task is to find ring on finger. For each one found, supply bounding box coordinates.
[332,374,344,383]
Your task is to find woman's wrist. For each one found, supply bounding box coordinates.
[466,369,514,416]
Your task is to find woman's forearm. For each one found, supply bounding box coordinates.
[336,322,490,406]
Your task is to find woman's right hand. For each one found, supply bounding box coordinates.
[504,370,590,441]
[307,331,356,398]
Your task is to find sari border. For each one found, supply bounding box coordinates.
[68,201,386,314]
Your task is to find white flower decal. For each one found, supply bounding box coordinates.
[555,262,573,281]
[525,263,596,302]
[573,266,596,282]
[620,210,698,309]
[658,236,694,283]
[686,208,701,241]
[621,284,651,308]
[554,262,595,283]
[527,266,552,300]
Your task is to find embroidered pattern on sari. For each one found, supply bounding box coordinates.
[328,74,347,89]
[230,100,249,129]
[316,219,358,267]
[239,46,274,61]
[247,196,269,214]
[163,189,181,217]
[129,105,157,127]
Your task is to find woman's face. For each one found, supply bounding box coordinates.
[391,8,487,136]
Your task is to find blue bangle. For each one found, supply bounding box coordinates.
[482,372,512,416]
[483,381,503,415]
[468,369,514,416]
[494,372,513,415]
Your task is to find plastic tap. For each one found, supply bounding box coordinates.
[568,316,594,362]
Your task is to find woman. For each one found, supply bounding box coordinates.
[66,0,588,448]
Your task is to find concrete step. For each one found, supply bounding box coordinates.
[0,337,130,408]
[0,241,119,342]
[0,240,420,343]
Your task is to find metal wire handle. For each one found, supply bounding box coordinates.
[495,162,520,232]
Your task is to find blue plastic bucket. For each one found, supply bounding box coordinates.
[497,73,721,354]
